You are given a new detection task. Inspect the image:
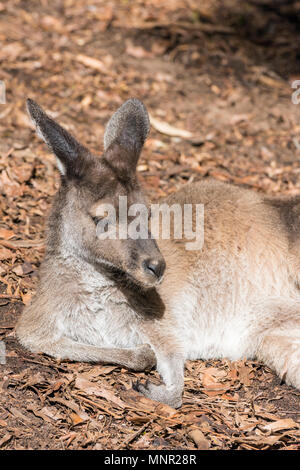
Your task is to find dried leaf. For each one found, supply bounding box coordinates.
[26,405,53,423]
[0,247,13,260]
[12,265,23,276]
[121,389,177,418]
[81,365,118,379]
[0,229,15,240]
[238,365,253,386]
[76,55,109,74]
[41,15,65,33]
[0,170,23,197]
[263,419,299,433]
[149,115,193,139]
[75,376,127,409]
[126,41,152,59]
[0,433,12,448]
[40,406,65,422]
[0,42,23,61]
[70,412,85,425]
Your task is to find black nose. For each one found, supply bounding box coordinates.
[143,258,166,280]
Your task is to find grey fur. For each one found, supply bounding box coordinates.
[104,98,150,153]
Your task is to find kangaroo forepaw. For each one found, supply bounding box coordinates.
[130,344,156,371]
[133,379,182,408]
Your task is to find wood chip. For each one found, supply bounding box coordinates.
[188,428,210,449]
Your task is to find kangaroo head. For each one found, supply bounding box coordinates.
[27,98,165,288]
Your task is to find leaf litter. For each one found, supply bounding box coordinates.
[0,0,300,450]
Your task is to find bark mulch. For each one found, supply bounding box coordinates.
[0,0,299,450]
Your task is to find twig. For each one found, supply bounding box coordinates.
[117,420,153,449]
[0,294,21,300]
[18,356,69,372]
[72,393,121,419]
[0,239,44,249]
[117,20,234,35]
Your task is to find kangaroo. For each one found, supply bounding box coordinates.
[16,98,300,408]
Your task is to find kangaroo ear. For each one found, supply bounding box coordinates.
[103,98,150,175]
[26,99,88,177]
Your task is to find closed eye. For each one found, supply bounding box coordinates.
[91,211,109,225]
[92,216,100,225]
[92,216,104,225]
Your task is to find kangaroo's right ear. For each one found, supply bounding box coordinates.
[103,98,150,177]
[26,99,88,177]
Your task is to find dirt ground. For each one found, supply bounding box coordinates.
[0,0,300,450]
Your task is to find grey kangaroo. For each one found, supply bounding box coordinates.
[16,98,300,408]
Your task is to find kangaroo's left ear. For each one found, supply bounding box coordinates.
[26,98,89,177]
[103,98,150,176]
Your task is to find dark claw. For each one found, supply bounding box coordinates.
[132,380,141,392]
[133,379,148,393]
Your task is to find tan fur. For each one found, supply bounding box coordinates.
[16,99,300,408]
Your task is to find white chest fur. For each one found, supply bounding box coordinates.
[53,262,142,349]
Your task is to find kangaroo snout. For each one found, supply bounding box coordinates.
[142,257,166,282]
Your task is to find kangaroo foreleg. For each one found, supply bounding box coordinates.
[134,325,185,408]
[31,337,156,371]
